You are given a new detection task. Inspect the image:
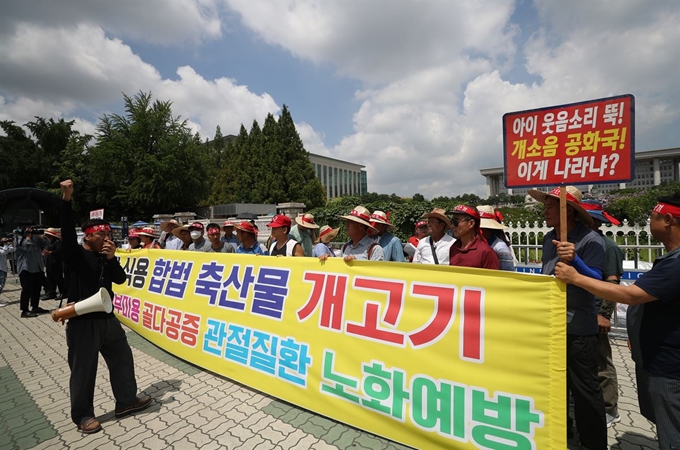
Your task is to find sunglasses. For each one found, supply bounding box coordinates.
[451,217,471,227]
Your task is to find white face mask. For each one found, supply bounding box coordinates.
[190,230,202,240]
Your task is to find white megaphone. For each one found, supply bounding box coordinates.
[51,288,113,323]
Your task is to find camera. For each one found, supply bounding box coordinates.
[14,226,44,236]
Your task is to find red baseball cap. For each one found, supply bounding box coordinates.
[266,214,292,228]
[188,222,204,231]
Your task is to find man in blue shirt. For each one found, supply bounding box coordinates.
[556,193,680,450]
[319,206,383,262]
[369,211,404,262]
[529,186,607,449]
[221,220,240,251]
[235,221,269,255]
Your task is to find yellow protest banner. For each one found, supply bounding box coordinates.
[114,250,566,449]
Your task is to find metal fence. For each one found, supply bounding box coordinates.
[507,219,662,339]
[505,218,665,268]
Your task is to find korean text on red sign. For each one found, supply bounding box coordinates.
[502,94,635,188]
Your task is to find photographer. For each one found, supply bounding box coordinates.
[14,226,48,317]
[0,236,14,300]
[42,228,64,301]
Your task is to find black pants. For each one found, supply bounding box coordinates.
[19,271,43,312]
[66,317,139,424]
[567,334,607,449]
[44,264,64,296]
[636,364,680,450]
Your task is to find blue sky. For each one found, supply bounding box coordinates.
[1,0,679,198]
[131,20,361,146]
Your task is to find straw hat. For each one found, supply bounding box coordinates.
[171,226,189,238]
[421,208,451,228]
[137,227,157,238]
[222,220,235,230]
[234,221,256,234]
[527,186,594,226]
[339,206,378,233]
[295,213,319,229]
[370,211,396,232]
[580,200,621,226]
[477,205,507,230]
[318,225,340,244]
[44,227,61,239]
[160,219,179,232]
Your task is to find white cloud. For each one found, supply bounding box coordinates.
[156,66,279,137]
[525,1,680,149]
[273,1,680,198]
[295,122,330,157]
[0,22,278,145]
[0,23,159,106]
[224,0,517,84]
[0,0,222,45]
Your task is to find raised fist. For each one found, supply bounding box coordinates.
[60,180,74,201]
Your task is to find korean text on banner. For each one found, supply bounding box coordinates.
[114,250,567,449]
[503,94,635,188]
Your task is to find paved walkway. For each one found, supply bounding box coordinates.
[0,273,660,449]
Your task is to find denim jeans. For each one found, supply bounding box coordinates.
[0,270,6,294]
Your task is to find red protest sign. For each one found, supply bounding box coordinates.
[502,94,635,188]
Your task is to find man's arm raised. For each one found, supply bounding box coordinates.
[59,180,78,256]
[61,179,73,202]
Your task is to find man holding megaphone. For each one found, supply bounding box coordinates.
[59,179,151,434]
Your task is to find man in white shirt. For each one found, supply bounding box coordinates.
[413,208,455,265]
[160,219,182,250]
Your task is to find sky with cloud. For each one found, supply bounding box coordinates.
[1,0,679,198]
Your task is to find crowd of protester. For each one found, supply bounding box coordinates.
[115,203,519,271]
[4,182,679,448]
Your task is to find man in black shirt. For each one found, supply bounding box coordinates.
[60,179,151,434]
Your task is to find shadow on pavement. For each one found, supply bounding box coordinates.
[98,379,183,424]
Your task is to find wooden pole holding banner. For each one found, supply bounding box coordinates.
[559,185,567,244]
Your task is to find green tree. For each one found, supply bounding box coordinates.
[88,91,209,220]
[607,182,680,225]
[275,105,326,209]
[210,124,251,205]
[0,121,41,191]
[261,113,285,203]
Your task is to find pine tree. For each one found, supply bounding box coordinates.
[276,105,326,208]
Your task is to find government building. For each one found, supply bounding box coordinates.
[308,153,368,199]
[208,135,368,200]
[480,147,680,197]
